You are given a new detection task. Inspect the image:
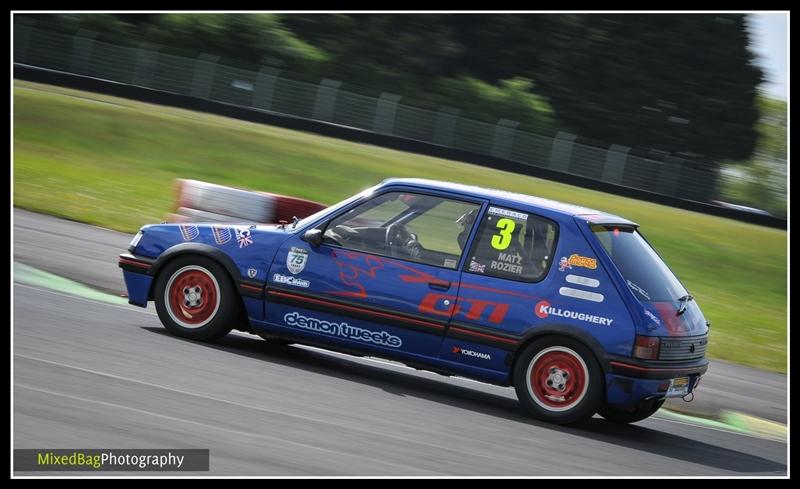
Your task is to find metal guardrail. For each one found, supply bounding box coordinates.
[12,23,787,228]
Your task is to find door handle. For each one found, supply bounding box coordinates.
[428,280,451,291]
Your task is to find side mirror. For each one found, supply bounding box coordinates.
[302,228,323,247]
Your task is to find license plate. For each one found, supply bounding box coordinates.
[666,376,690,398]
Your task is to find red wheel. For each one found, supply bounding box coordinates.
[514,337,602,425]
[527,347,589,412]
[165,266,220,328]
[154,256,238,341]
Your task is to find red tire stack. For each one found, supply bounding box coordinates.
[167,179,327,224]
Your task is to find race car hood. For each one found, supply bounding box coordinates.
[131,222,292,259]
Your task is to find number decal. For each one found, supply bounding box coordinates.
[491,218,516,250]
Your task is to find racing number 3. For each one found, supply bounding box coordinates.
[491,218,516,250]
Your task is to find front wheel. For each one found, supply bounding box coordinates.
[598,399,665,424]
[154,255,238,341]
[513,336,603,425]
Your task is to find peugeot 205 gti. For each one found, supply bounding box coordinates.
[119,178,709,425]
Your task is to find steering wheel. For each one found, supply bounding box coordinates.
[385,222,422,259]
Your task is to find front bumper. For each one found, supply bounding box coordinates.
[118,253,155,307]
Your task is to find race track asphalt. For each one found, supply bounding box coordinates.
[12,208,788,475]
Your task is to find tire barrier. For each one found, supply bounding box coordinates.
[168,179,327,224]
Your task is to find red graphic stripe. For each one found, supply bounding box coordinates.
[609,361,700,372]
[268,290,445,331]
[448,326,519,345]
[240,284,262,292]
[119,258,151,269]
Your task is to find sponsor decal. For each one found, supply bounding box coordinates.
[235,227,254,248]
[487,207,528,221]
[287,247,308,274]
[212,225,232,245]
[272,273,310,288]
[627,280,651,300]
[490,251,524,275]
[558,287,604,303]
[452,345,492,360]
[179,224,199,241]
[565,274,600,288]
[534,300,613,326]
[469,260,486,273]
[558,254,597,272]
[443,258,457,269]
[644,309,661,326]
[283,312,402,348]
[247,268,258,279]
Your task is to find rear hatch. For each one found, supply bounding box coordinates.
[589,224,708,353]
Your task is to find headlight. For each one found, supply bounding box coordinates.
[128,231,144,251]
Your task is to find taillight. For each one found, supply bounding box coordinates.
[633,335,660,360]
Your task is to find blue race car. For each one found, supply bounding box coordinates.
[119,178,709,425]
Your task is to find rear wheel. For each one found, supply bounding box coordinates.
[598,399,665,423]
[514,336,603,425]
[154,255,238,341]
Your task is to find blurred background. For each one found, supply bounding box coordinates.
[12,12,787,372]
[13,13,788,217]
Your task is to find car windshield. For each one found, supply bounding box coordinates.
[294,185,379,229]
[591,225,687,303]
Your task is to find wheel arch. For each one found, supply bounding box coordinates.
[148,243,242,301]
[509,324,611,385]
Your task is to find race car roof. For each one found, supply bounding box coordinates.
[381,178,638,226]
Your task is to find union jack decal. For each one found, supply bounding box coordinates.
[236,227,254,248]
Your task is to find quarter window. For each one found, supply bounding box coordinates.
[465,206,557,282]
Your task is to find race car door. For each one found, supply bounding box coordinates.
[265,189,485,359]
[439,205,560,373]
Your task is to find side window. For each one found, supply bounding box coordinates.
[465,206,557,282]
[323,191,481,269]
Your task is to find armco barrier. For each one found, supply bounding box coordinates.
[14,64,786,230]
[169,179,327,224]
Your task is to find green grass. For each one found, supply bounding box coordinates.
[13,80,787,372]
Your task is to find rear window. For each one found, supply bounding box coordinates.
[591,225,687,302]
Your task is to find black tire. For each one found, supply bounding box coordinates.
[154,255,238,341]
[513,336,604,425]
[598,399,665,424]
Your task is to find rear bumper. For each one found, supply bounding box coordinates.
[603,356,707,407]
[606,355,709,380]
[605,372,703,407]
